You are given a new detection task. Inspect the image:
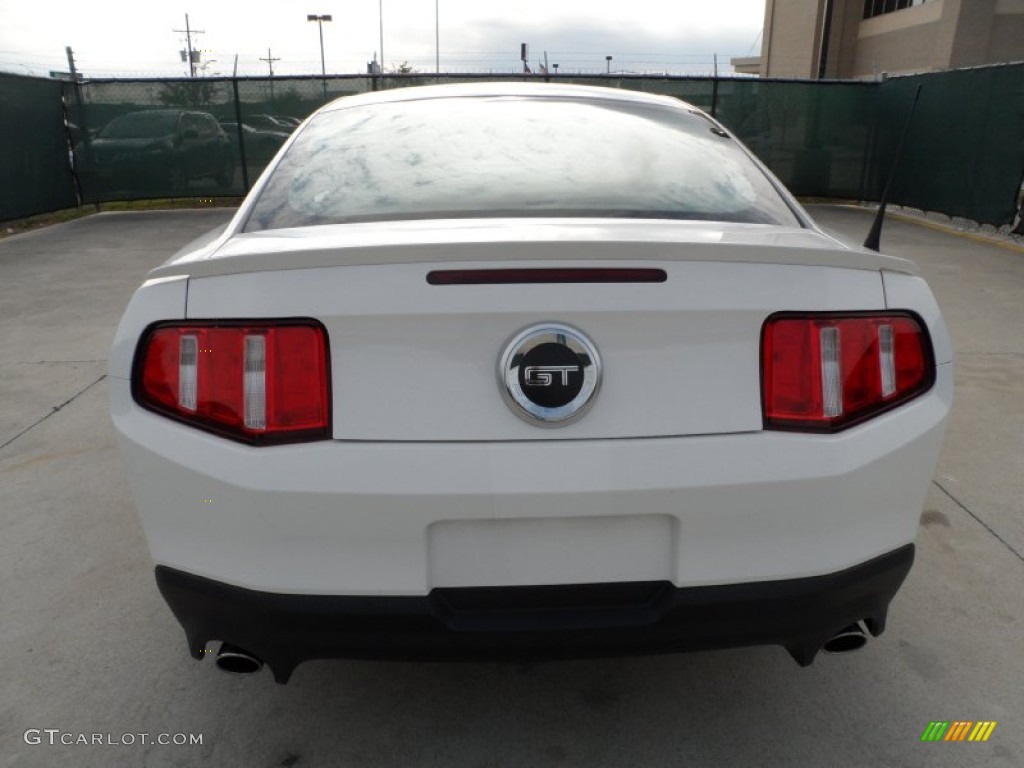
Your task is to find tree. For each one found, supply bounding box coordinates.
[158,80,219,108]
[272,87,316,120]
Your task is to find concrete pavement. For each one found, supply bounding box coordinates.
[0,207,1021,767]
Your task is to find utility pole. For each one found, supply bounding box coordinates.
[260,48,281,102]
[173,14,205,77]
[65,46,82,82]
[260,47,280,78]
[435,0,440,74]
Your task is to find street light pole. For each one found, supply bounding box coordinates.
[307,13,332,101]
[185,14,195,78]
[378,0,384,72]
[435,0,440,74]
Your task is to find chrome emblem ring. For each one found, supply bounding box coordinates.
[498,323,602,426]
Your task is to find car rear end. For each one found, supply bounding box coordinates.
[109,84,951,682]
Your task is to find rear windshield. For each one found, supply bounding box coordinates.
[243,96,801,232]
[100,112,179,139]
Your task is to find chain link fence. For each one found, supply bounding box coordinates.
[3,67,1023,229]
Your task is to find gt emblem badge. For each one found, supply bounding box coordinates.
[498,323,601,426]
[523,365,579,387]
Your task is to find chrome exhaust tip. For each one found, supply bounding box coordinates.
[822,623,868,654]
[215,643,264,675]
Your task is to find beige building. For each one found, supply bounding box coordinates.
[736,0,1024,79]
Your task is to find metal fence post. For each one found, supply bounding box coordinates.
[60,81,83,207]
[231,77,250,193]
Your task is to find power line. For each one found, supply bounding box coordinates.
[747,30,763,55]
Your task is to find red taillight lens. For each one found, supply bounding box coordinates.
[134,321,330,445]
[762,312,934,432]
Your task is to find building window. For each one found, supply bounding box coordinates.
[863,0,931,20]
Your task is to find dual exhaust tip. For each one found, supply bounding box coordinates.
[212,622,869,677]
[788,621,870,665]
[214,643,263,675]
[821,622,868,655]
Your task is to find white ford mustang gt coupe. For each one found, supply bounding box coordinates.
[109,83,951,682]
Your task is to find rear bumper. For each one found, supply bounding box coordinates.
[157,544,914,683]
[112,370,950,594]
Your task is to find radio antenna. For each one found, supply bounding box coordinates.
[864,84,922,252]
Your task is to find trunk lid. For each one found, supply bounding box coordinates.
[180,219,898,441]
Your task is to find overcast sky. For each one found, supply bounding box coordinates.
[0,1,766,79]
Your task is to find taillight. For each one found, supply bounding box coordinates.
[133,320,330,445]
[762,312,934,432]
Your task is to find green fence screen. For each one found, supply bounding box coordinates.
[2,65,1023,227]
[0,73,77,220]
[880,63,1024,225]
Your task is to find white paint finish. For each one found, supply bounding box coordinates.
[427,516,677,588]
[111,206,951,600]
[107,275,188,380]
[184,259,885,441]
[153,219,916,279]
[109,367,950,595]
[883,270,954,364]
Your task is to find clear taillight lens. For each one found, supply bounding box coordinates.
[134,321,330,445]
[762,312,934,432]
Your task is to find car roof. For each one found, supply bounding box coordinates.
[319,81,698,115]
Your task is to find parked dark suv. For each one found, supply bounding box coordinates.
[78,110,234,196]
